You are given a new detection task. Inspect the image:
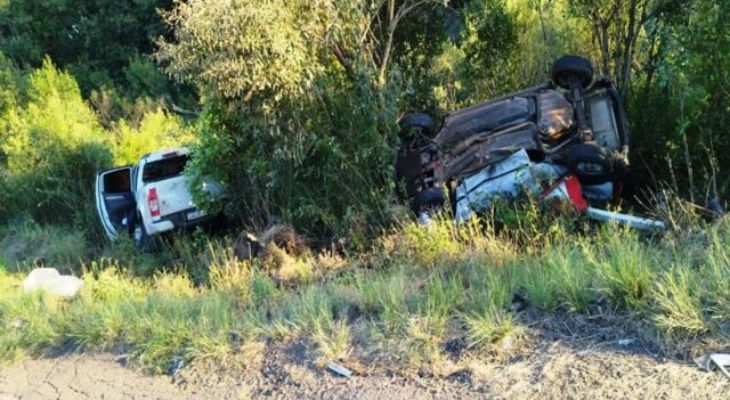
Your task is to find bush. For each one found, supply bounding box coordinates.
[0,59,113,229]
[0,58,192,237]
[112,109,191,166]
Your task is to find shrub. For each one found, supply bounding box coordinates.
[112,109,192,166]
[0,58,113,229]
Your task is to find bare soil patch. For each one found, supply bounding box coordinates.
[1,331,727,400]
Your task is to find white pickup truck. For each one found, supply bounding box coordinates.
[95,147,221,248]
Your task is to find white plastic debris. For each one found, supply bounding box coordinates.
[417,212,432,225]
[617,338,635,346]
[22,268,84,298]
[326,362,352,377]
[169,356,185,376]
[694,353,730,379]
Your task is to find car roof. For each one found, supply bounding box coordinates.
[141,147,190,163]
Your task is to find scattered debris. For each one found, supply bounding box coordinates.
[694,354,730,379]
[115,354,128,367]
[326,362,353,378]
[502,335,516,352]
[451,149,667,230]
[169,356,185,377]
[617,338,635,346]
[234,224,308,261]
[233,231,264,260]
[22,268,83,298]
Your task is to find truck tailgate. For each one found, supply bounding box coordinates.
[145,175,197,217]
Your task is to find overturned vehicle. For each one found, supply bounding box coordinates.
[395,55,663,230]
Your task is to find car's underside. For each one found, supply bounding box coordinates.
[395,56,631,217]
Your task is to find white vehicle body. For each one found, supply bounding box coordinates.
[95,147,217,245]
[451,149,665,231]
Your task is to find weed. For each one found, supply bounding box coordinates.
[704,227,730,324]
[651,266,707,339]
[464,308,522,351]
[264,243,314,284]
[461,257,514,314]
[403,313,447,366]
[311,319,351,362]
[356,271,408,334]
[588,228,655,311]
[207,243,252,302]
[1,211,729,375]
[0,220,88,273]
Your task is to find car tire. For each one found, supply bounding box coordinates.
[564,143,614,184]
[132,214,154,251]
[411,187,446,214]
[398,113,435,136]
[552,55,593,90]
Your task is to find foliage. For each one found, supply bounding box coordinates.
[0,58,112,228]
[629,0,730,201]
[157,0,411,240]
[0,0,173,97]
[2,212,728,372]
[0,58,191,234]
[112,109,191,165]
[0,0,729,382]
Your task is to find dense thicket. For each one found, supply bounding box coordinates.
[0,57,189,230]
[0,0,727,242]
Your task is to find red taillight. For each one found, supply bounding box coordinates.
[148,188,160,218]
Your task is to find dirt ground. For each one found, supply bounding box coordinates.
[1,313,728,399]
[1,346,728,399]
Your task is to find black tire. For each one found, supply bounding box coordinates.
[552,55,593,90]
[564,143,614,184]
[411,188,446,214]
[132,213,154,251]
[126,209,138,236]
[398,113,435,136]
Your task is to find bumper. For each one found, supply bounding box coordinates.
[147,208,217,235]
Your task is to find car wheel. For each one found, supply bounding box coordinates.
[132,215,154,251]
[552,55,593,90]
[411,188,446,214]
[564,143,614,184]
[398,113,435,136]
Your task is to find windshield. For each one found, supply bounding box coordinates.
[142,155,189,183]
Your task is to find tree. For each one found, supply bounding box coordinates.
[156,0,410,238]
[0,58,113,226]
[567,0,684,99]
[0,0,173,97]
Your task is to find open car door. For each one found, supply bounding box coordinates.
[95,166,135,239]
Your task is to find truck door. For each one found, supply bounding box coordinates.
[95,166,135,239]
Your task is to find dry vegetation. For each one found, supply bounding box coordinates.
[1,205,728,378]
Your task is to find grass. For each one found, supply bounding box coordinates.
[464,308,522,351]
[0,210,728,374]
